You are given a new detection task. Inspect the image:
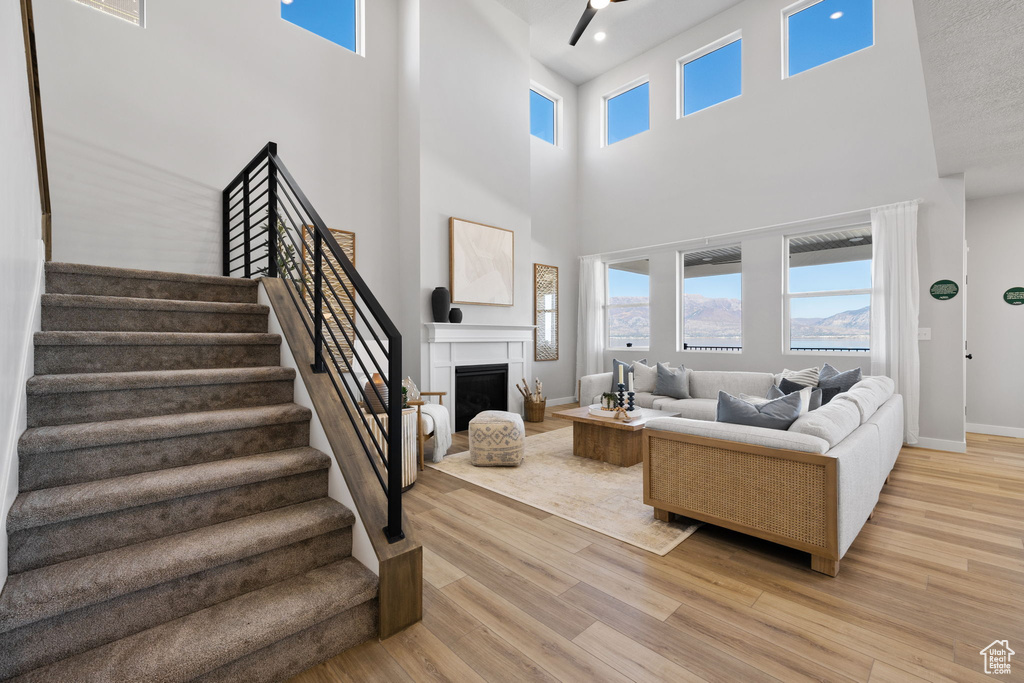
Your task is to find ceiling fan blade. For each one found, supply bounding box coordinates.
[569,5,598,46]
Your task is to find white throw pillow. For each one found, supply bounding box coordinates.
[633,361,657,394]
[774,367,820,388]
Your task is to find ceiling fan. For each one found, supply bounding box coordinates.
[569,0,629,46]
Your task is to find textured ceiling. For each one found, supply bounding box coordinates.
[492,0,744,85]
[913,1,1024,198]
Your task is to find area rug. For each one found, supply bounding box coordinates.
[427,428,700,555]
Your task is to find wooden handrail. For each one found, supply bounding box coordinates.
[20,0,51,260]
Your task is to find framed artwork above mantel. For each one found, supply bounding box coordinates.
[449,217,514,307]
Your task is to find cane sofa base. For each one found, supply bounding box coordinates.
[643,430,840,576]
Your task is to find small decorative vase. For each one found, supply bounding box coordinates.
[448,307,463,324]
[402,376,420,402]
[431,287,451,323]
[365,373,389,414]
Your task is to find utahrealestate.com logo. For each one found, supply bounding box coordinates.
[980,640,1014,675]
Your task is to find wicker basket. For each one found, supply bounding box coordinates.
[524,399,546,423]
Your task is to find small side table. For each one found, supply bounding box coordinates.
[364,406,418,490]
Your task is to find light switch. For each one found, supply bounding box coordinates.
[918,328,932,341]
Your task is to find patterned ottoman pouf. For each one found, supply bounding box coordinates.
[469,410,525,467]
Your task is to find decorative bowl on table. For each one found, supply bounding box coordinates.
[588,404,640,419]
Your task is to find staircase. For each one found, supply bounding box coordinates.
[0,262,379,682]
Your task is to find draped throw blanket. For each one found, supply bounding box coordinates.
[576,255,605,400]
[421,402,452,462]
[870,201,921,444]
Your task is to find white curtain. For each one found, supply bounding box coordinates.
[576,255,605,399]
[870,201,920,445]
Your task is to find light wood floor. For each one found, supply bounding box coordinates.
[291,407,1024,682]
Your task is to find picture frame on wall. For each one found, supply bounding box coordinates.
[449,217,515,307]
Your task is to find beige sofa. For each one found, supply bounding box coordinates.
[579,369,903,576]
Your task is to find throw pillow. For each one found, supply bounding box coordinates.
[611,358,647,393]
[778,378,824,412]
[656,363,689,399]
[632,361,657,394]
[716,391,803,431]
[739,393,772,406]
[817,364,862,404]
[775,367,820,387]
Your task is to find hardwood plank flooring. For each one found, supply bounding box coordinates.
[290,409,1024,682]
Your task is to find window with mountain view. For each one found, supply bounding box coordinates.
[682,246,742,350]
[787,227,872,351]
[607,260,650,349]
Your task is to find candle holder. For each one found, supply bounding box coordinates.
[616,382,626,408]
[627,391,635,412]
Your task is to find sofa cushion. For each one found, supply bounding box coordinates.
[689,371,775,400]
[776,379,824,413]
[774,367,820,387]
[656,362,690,399]
[843,376,896,423]
[818,364,863,403]
[632,392,660,409]
[611,358,647,392]
[654,398,717,421]
[788,394,862,449]
[633,361,657,393]
[645,417,831,454]
[717,391,803,431]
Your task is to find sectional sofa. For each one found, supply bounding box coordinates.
[578,369,903,575]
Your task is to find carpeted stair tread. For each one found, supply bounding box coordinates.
[11,558,378,683]
[41,293,268,315]
[18,404,311,456]
[45,262,259,290]
[35,331,280,346]
[0,499,356,634]
[26,367,295,395]
[8,448,330,532]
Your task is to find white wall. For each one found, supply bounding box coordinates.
[33,0,402,313]
[965,192,1024,437]
[529,59,579,401]
[1,0,45,589]
[575,0,967,449]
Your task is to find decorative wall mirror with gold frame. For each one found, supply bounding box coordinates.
[301,226,356,372]
[534,263,558,362]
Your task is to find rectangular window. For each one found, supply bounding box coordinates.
[282,0,359,54]
[786,227,872,352]
[680,35,742,117]
[73,0,143,26]
[681,246,742,351]
[605,81,650,146]
[785,0,873,77]
[607,259,650,349]
[530,88,557,145]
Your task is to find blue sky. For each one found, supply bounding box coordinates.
[530,90,555,144]
[684,39,742,116]
[789,0,873,76]
[608,268,649,300]
[607,83,650,145]
[281,0,357,52]
[791,293,870,320]
[685,272,741,299]
[790,259,871,293]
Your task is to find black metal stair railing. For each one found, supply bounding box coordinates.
[222,142,405,543]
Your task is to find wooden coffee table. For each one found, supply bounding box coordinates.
[553,406,681,467]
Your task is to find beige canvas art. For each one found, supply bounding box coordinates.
[450,218,514,307]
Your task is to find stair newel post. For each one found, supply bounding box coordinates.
[385,339,404,543]
[242,172,252,279]
[221,186,231,277]
[266,144,278,279]
[311,229,327,374]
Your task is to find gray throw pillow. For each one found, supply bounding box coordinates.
[611,358,647,392]
[717,391,803,431]
[656,362,689,399]
[817,364,862,404]
[778,378,823,411]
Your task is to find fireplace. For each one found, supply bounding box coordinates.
[454,364,509,432]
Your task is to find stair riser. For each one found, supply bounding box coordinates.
[34,343,280,375]
[27,380,295,427]
[42,306,268,334]
[194,599,378,683]
[20,422,310,491]
[9,471,328,574]
[45,272,257,304]
[0,529,352,680]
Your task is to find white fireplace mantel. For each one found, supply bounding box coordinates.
[424,322,536,344]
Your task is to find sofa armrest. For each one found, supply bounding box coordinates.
[579,372,613,405]
[644,417,830,455]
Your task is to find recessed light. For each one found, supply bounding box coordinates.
[849,236,864,242]
[594,31,607,42]
[702,257,713,262]
[591,0,611,9]
[830,11,844,19]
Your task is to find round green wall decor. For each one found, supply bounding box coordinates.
[929,280,959,301]
[1005,287,1024,306]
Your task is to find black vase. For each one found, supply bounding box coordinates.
[431,287,450,323]
[448,307,463,324]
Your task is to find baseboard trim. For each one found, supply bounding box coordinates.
[966,423,1024,439]
[911,437,967,454]
[547,396,576,407]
